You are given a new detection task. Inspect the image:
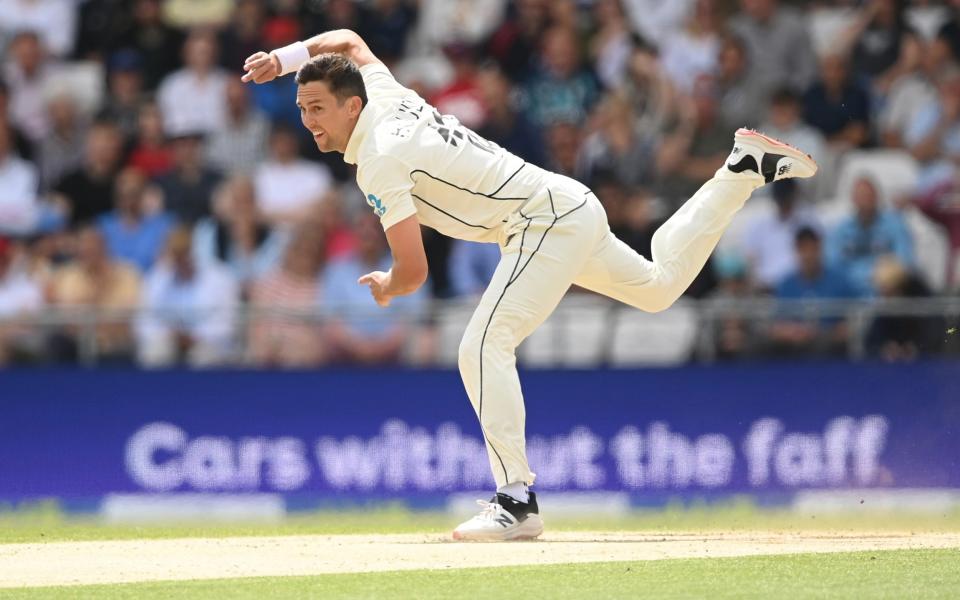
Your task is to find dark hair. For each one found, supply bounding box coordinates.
[795,226,820,246]
[770,87,800,107]
[295,53,367,107]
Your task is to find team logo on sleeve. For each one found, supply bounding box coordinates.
[366,193,387,217]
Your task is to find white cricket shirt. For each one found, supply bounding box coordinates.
[344,63,552,243]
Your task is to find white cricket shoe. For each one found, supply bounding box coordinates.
[452,492,544,541]
[725,128,818,183]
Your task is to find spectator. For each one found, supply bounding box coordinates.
[879,35,951,149]
[52,121,124,227]
[521,26,600,127]
[157,29,228,136]
[475,63,544,165]
[840,0,919,94]
[707,253,758,361]
[48,226,141,361]
[219,0,267,72]
[127,101,173,178]
[37,94,87,191]
[620,0,694,48]
[803,54,871,151]
[827,177,914,297]
[865,256,943,361]
[112,0,183,91]
[0,238,44,365]
[716,34,767,130]
[3,31,56,143]
[939,0,960,63]
[162,0,234,30]
[247,223,327,368]
[768,227,854,358]
[485,0,549,83]
[905,68,960,193]
[320,213,426,365]
[0,121,41,235]
[193,174,287,286]
[621,41,680,139]
[155,127,221,225]
[253,125,333,225]
[365,0,418,65]
[430,44,486,130]
[757,88,828,199]
[911,173,960,289]
[0,81,34,160]
[589,0,634,89]
[576,93,658,188]
[97,168,174,272]
[414,0,505,54]
[728,0,817,93]
[136,226,239,367]
[98,49,147,142]
[543,120,581,178]
[73,0,132,60]
[660,0,722,94]
[448,240,500,298]
[0,0,77,58]
[743,179,820,291]
[206,78,270,174]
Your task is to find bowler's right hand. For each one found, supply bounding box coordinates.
[241,51,281,84]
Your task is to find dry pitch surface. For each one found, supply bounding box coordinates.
[2,530,958,588]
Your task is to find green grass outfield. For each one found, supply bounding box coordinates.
[2,549,958,599]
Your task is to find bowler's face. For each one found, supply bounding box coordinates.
[296,81,358,154]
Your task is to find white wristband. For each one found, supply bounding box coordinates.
[273,41,311,76]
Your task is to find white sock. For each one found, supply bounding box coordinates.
[497,482,529,503]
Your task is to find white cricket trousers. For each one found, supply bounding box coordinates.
[457,167,764,488]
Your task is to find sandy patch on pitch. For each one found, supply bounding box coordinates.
[1,531,958,588]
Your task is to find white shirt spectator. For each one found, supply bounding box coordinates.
[0,154,40,235]
[742,201,820,289]
[254,159,332,222]
[621,0,694,46]
[660,31,720,94]
[413,0,506,52]
[0,267,43,317]
[0,0,76,57]
[205,109,270,174]
[3,61,56,142]
[157,69,228,136]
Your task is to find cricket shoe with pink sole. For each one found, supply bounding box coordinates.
[725,128,818,183]
[452,492,544,541]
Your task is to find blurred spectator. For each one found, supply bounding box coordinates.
[163,0,234,30]
[0,0,76,58]
[0,238,44,365]
[768,227,854,358]
[74,0,132,60]
[448,240,500,298]
[911,172,960,289]
[315,188,358,261]
[430,44,486,129]
[414,0,505,53]
[206,78,270,174]
[940,0,960,63]
[543,120,581,178]
[707,253,759,361]
[620,0,694,47]
[136,226,238,367]
[365,0,419,65]
[52,121,124,227]
[0,81,34,160]
[621,41,680,139]
[660,0,722,94]
[521,26,600,127]
[321,213,426,365]
[157,29,228,136]
[155,128,221,225]
[656,76,731,207]
[0,121,41,235]
[37,95,87,191]
[716,34,767,130]
[827,177,914,297]
[743,179,820,291]
[247,224,327,368]
[127,101,173,178]
[218,0,267,72]
[253,125,333,225]
[485,0,549,82]
[589,0,634,89]
[475,64,544,165]
[757,88,827,198]
[728,0,817,93]
[112,0,183,91]
[97,168,173,273]
[48,227,141,361]
[865,256,943,361]
[3,31,56,143]
[803,54,871,151]
[193,174,286,286]
[576,93,658,188]
[840,0,920,94]
[905,68,960,192]
[99,50,147,142]
[879,35,951,149]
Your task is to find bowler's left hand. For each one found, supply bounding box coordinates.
[358,271,393,307]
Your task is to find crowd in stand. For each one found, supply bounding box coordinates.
[0,0,958,367]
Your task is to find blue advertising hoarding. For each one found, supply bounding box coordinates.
[1,363,958,502]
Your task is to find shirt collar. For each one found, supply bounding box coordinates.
[343,104,375,165]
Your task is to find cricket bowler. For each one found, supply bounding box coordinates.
[241,29,817,541]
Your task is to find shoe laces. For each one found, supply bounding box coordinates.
[473,499,506,523]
